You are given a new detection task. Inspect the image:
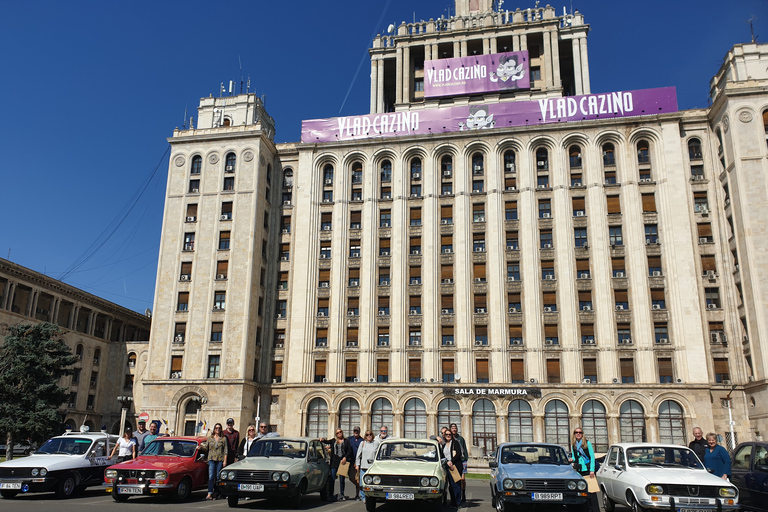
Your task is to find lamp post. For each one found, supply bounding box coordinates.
[117,395,134,434]
[724,384,738,451]
[190,396,208,435]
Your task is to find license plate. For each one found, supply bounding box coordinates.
[118,486,144,495]
[677,509,710,512]
[238,483,264,492]
[0,483,22,490]
[386,493,414,500]
[532,492,563,501]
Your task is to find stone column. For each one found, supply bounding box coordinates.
[460,39,468,57]
[542,30,553,89]
[579,36,590,93]
[647,413,659,442]
[395,46,403,105]
[496,412,508,444]
[28,290,38,317]
[427,411,438,437]
[607,413,620,445]
[489,37,497,54]
[512,35,520,52]
[52,297,60,325]
[393,411,403,437]
[402,45,410,104]
[453,40,461,58]
[533,412,545,442]
[571,38,583,95]
[370,58,378,114]
[377,60,385,113]
[549,29,561,88]
[483,37,490,54]
[520,33,527,51]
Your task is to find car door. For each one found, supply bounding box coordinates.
[81,439,110,485]
[747,444,768,512]
[731,444,753,508]
[193,443,209,487]
[599,447,619,498]
[307,442,325,490]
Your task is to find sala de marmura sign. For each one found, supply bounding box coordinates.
[443,386,542,399]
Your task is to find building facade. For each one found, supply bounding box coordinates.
[0,258,150,433]
[143,0,768,453]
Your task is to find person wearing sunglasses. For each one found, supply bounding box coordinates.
[354,430,377,503]
[571,428,599,512]
[442,432,463,507]
[373,426,389,447]
[236,424,258,460]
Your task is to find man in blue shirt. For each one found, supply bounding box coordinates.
[348,427,363,500]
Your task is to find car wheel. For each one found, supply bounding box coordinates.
[174,477,192,502]
[433,495,444,512]
[319,475,330,501]
[55,473,77,498]
[495,494,507,512]
[602,489,616,512]
[628,493,646,512]
[0,490,19,499]
[227,495,239,508]
[290,479,307,508]
[112,490,130,502]
[366,497,377,512]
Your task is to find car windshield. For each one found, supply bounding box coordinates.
[499,445,570,465]
[36,437,92,455]
[247,439,307,458]
[143,439,198,457]
[376,441,439,462]
[626,446,703,469]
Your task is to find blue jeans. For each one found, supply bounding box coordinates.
[447,467,462,505]
[358,469,366,501]
[208,460,223,494]
[331,468,346,496]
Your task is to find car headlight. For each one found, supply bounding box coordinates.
[228,471,236,480]
[272,472,281,481]
[281,472,290,482]
[719,487,736,498]
[568,481,577,491]
[364,475,372,485]
[154,471,168,480]
[372,476,381,485]
[219,470,228,480]
[40,468,47,477]
[514,479,524,490]
[646,485,664,495]
[430,477,439,487]
[421,477,430,487]
[31,469,39,477]
[105,469,117,478]
[577,480,587,491]
[503,479,514,490]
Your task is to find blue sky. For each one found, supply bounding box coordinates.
[0,0,763,314]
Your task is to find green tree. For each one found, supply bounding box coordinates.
[0,323,78,461]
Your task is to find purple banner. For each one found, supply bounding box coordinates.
[425,51,530,97]
[301,87,678,143]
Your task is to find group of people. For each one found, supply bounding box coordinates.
[109,419,164,462]
[689,426,732,480]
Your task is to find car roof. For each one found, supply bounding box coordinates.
[58,431,118,439]
[609,443,691,449]
[151,436,207,442]
[498,442,566,449]
[379,438,439,445]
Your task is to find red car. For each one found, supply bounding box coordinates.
[104,436,208,502]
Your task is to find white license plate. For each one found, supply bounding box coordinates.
[386,492,414,500]
[0,483,22,490]
[238,483,264,492]
[532,492,563,501]
[677,509,710,512]
[118,486,144,494]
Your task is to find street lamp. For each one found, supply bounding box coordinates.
[723,384,738,451]
[190,396,208,434]
[117,395,134,435]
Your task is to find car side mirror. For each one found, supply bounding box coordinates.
[308,456,318,463]
[614,464,624,472]
[489,461,498,468]
[196,453,206,462]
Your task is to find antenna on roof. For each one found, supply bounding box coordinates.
[238,55,244,94]
[247,75,251,93]
[182,104,188,129]
[747,16,758,43]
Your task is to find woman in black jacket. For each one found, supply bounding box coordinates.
[321,428,354,500]
[441,431,463,507]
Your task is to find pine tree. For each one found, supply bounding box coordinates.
[0,323,78,461]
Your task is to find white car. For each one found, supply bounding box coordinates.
[0,429,117,499]
[597,443,739,512]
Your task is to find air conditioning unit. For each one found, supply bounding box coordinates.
[349,280,359,287]
[694,174,704,180]
[621,338,632,344]
[582,305,591,311]
[615,271,625,278]
[701,208,709,216]
[580,273,590,279]
[543,307,552,313]
[507,276,515,282]
[190,188,199,193]
[583,338,595,345]
[441,219,449,224]
[722,379,732,385]
[409,309,419,315]
[412,172,421,180]
[576,211,585,217]
[281,228,289,234]
[350,252,360,258]
[537,161,546,168]
[318,311,327,317]
[474,247,485,252]
[319,254,329,259]
[180,275,191,281]
[511,339,523,346]
[443,170,452,178]
[707,270,716,278]
[542,212,551,219]
[699,237,708,244]
[473,165,483,172]
[380,250,390,256]
[707,303,717,309]
[276,313,284,319]
[322,225,331,231]
[186,216,196,222]
[509,307,518,313]
[322,378,329,383]
[616,305,625,311]
[444,340,455,346]
[272,379,278,384]
[572,181,582,187]
[184,244,194,251]
[348,311,356,316]
[640,178,651,183]
[216,274,226,280]
[441,309,450,314]
[652,271,662,277]
[221,214,231,221]
[410,278,420,285]
[352,377,360,383]
[442,278,453,284]
[543,243,552,249]
[545,274,555,280]
[381,222,390,228]
[537,184,548,189]
[583,378,592,384]
[174,335,184,342]
[476,216,486,223]
[225,164,235,172]
[545,339,555,345]
[320,282,330,288]
[506,163,516,170]
[612,377,620,384]
[325,178,333,185]
[506,186,516,191]
[411,249,421,255]
[444,248,452,254]
[476,307,487,314]
[410,194,420,198]
[652,304,661,310]
[280,256,289,261]
[474,277,483,283]
[380,280,390,286]
[658,338,669,344]
[675,378,684,384]
[377,310,386,316]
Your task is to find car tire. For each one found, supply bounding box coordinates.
[602,489,616,512]
[55,473,78,499]
[433,496,443,512]
[495,494,507,512]
[227,495,239,508]
[628,493,646,512]
[319,475,330,501]
[174,477,192,502]
[0,490,19,499]
[111,490,130,502]
[366,496,377,512]
[290,479,307,508]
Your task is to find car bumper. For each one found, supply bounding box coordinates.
[497,489,588,505]
[0,477,58,494]
[218,480,299,498]
[363,485,445,501]
[104,482,176,496]
[638,496,739,511]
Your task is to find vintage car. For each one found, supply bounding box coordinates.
[0,443,34,456]
[597,443,739,512]
[730,441,768,511]
[489,442,589,512]
[103,436,208,501]
[218,437,331,508]
[362,437,448,512]
[0,429,117,499]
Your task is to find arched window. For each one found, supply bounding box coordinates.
[191,155,202,175]
[544,399,570,446]
[507,400,533,442]
[441,155,453,177]
[185,399,201,414]
[535,148,549,170]
[371,397,393,433]
[323,164,334,184]
[569,145,582,169]
[404,398,427,438]
[658,400,686,445]
[438,398,461,429]
[472,152,484,175]
[283,169,293,189]
[222,117,231,127]
[410,158,422,180]
[64,418,77,431]
[763,110,768,149]
[338,397,360,434]
[76,344,84,361]
[380,160,392,182]
[503,150,516,172]
[637,140,650,164]
[351,162,363,185]
[127,352,137,369]
[472,399,497,455]
[93,349,101,365]
[225,152,236,172]
[619,400,646,442]
[602,143,616,166]
[688,138,702,160]
[581,400,608,452]
[266,164,272,185]
[306,397,328,437]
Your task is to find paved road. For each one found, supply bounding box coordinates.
[0,478,612,511]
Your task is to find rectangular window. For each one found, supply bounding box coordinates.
[174,322,186,343]
[714,358,730,383]
[177,292,189,312]
[509,324,523,346]
[642,193,657,213]
[349,240,361,258]
[316,328,328,347]
[507,232,519,251]
[377,326,389,347]
[538,199,551,218]
[620,359,635,383]
[583,358,597,383]
[216,261,228,280]
[476,359,489,383]
[219,231,231,250]
[581,324,595,345]
[612,258,625,277]
[442,359,455,383]
[211,322,223,342]
[380,210,391,227]
[645,224,659,244]
[575,228,588,247]
[577,259,590,279]
[186,203,198,221]
[658,358,673,383]
[540,230,553,249]
[379,237,391,256]
[221,201,233,220]
[473,263,486,283]
[345,359,358,382]
[409,328,422,346]
[379,267,390,286]
[381,186,392,199]
[606,195,621,214]
[213,291,226,310]
[410,237,421,255]
[350,211,362,229]
[572,197,586,216]
[272,361,283,383]
[321,212,333,231]
[223,177,234,191]
[510,359,524,383]
[705,288,721,308]
[410,207,422,226]
[314,360,326,383]
[349,268,360,287]
[505,201,518,221]
[170,356,183,379]
[183,233,195,251]
[189,179,200,193]
[609,226,623,246]
[475,325,488,345]
[547,359,561,384]
[207,355,221,378]
[409,359,421,383]
[442,325,454,346]
[473,203,486,222]
[441,205,453,224]
[377,359,389,383]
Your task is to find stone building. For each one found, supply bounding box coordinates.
[142,0,768,453]
[0,258,150,432]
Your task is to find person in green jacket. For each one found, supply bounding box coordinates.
[450,423,469,492]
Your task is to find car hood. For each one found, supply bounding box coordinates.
[500,464,581,480]
[0,453,88,471]
[626,467,731,486]
[368,460,444,477]
[226,457,305,472]
[111,455,198,471]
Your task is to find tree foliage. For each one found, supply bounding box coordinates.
[0,323,78,460]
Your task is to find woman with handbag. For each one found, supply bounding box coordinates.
[571,427,599,512]
[442,431,463,507]
[321,428,354,500]
[355,430,378,502]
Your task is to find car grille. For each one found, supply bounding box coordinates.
[232,470,272,482]
[665,485,722,498]
[378,475,423,486]
[116,470,154,479]
[0,468,31,478]
[525,480,567,491]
